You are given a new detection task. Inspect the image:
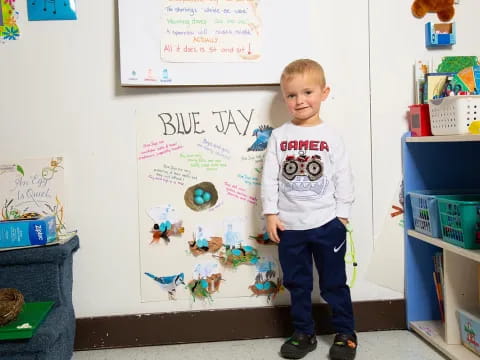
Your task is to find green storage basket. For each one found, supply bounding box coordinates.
[437,194,480,249]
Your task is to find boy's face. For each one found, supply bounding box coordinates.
[280,72,330,126]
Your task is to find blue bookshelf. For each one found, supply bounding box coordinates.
[402,133,480,359]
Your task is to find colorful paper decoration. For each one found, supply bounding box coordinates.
[216,245,259,267]
[27,0,77,21]
[1,0,20,42]
[247,125,273,151]
[187,273,223,301]
[187,263,223,301]
[184,182,218,212]
[144,272,185,300]
[147,205,184,243]
[249,232,275,245]
[188,232,223,256]
[249,258,283,302]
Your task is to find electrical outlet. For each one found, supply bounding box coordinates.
[455,0,460,4]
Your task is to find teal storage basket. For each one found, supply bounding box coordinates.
[409,192,442,238]
[437,194,480,249]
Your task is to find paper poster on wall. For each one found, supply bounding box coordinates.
[118,0,319,85]
[136,106,281,302]
[0,157,67,234]
[1,0,20,42]
[27,0,77,21]
[161,0,261,62]
[366,182,404,293]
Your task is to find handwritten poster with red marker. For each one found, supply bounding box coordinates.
[135,102,279,302]
[161,0,262,62]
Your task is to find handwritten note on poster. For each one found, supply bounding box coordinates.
[161,0,262,62]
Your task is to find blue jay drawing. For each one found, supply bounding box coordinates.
[248,125,273,151]
[145,272,185,300]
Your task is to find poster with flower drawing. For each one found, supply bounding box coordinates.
[0,0,20,43]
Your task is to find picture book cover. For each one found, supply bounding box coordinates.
[0,157,66,235]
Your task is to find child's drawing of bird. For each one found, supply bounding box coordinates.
[248,125,273,151]
[147,205,184,244]
[144,272,185,300]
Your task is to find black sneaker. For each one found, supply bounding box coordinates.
[280,332,317,359]
[329,333,357,360]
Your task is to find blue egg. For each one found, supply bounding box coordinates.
[231,249,242,256]
[200,279,208,288]
[202,192,211,202]
[194,188,204,196]
[194,196,205,205]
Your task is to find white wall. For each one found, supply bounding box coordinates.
[4,0,462,318]
[370,0,480,239]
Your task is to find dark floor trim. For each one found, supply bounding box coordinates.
[74,299,406,350]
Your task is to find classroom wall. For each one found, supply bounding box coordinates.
[369,0,480,238]
[6,0,479,318]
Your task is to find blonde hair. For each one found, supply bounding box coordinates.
[280,59,326,88]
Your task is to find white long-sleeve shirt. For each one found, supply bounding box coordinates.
[261,121,354,231]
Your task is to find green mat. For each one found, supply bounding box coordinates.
[0,301,54,340]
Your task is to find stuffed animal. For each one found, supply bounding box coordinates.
[411,0,455,22]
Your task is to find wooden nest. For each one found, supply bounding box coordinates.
[0,288,24,326]
[184,181,218,211]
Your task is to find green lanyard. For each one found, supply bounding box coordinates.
[344,224,358,288]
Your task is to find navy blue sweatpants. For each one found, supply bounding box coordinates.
[278,217,355,336]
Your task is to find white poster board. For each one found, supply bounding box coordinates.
[118,0,318,86]
[136,103,284,302]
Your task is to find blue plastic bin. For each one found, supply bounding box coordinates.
[409,192,442,238]
[458,308,480,356]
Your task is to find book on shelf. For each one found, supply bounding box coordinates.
[0,216,57,249]
[433,271,445,322]
[433,252,445,322]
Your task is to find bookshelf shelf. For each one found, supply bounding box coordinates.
[405,135,480,143]
[407,230,480,263]
[410,321,479,360]
[403,134,480,359]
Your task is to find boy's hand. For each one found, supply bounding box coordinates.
[265,214,285,243]
[338,217,349,226]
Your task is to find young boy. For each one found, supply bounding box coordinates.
[261,59,356,360]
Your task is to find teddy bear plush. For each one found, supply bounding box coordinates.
[411,0,455,22]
